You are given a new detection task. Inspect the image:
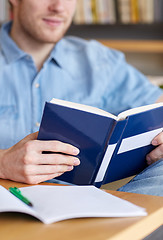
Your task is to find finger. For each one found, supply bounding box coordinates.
[22,164,74,176]
[152,132,163,146]
[25,140,80,156]
[23,172,64,185]
[146,144,163,165]
[36,154,80,166]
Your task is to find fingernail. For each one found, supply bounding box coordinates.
[73,148,80,155]
[74,158,80,166]
[146,155,152,165]
[152,140,158,146]
[68,166,73,171]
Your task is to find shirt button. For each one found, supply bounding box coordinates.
[35,83,40,88]
[35,122,40,127]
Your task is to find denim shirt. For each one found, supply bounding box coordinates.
[0,22,162,149]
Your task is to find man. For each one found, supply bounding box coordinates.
[0,0,163,195]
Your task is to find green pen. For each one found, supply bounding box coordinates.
[9,187,33,207]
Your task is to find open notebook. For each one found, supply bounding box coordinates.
[0,185,147,224]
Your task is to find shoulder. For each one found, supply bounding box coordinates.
[61,36,125,64]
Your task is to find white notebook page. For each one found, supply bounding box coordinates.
[0,185,147,224]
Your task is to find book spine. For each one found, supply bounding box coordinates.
[0,0,13,23]
[83,0,93,24]
[138,0,154,23]
[94,119,128,186]
[145,0,154,23]
[0,0,7,22]
[73,0,163,25]
[73,0,85,24]
[118,0,131,24]
[96,0,110,24]
[159,0,163,22]
[154,0,160,22]
[91,0,98,23]
[107,0,117,24]
[131,0,139,23]
[114,0,120,23]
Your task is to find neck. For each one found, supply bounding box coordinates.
[10,23,55,71]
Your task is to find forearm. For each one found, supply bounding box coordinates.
[0,149,8,179]
[156,94,163,103]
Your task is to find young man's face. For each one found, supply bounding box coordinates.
[10,0,77,43]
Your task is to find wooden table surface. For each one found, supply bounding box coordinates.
[0,179,163,240]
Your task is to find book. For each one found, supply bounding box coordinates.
[91,0,98,23]
[117,0,131,24]
[154,0,163,23]
[83,0,93,24]
[73,0,85,24]
[38,98,163,187]
[138,0,154,23]
[0,0,10,23]
[104,0,116,24]
[131,0,139,23]
[95,0,110,24]
[0,185,147,224]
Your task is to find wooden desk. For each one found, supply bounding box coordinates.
[0,179,163,240]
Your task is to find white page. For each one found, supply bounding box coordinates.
[0,185,147,224]
[117,102,163,120]
[0,185,38,218]
[20,186,147,223]
[50,98,117,119]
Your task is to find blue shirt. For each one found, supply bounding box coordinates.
[0,22,162,149]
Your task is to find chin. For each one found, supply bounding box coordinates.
[40,30,67,43]
[41,36,63,44]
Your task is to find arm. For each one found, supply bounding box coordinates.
[146,94,163,164]
[0,132,80,184]
[156,94,163,103]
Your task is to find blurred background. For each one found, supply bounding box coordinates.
[0,0,163,88]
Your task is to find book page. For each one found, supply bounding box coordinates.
[0,185,147,224]
[0,185,37,218]
[20,185,147,224]
[117,102,163,120]
[50,98,117,120]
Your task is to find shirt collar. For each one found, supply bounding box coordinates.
[0,21,27,63]
[49,39,68,69]
[49,37,81,69]
[0,21,75,68]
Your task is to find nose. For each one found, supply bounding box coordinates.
[48,0,65,13]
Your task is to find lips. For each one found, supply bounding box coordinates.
[43,18,63,26]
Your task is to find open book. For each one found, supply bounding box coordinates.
[38,98,163,187]
[0,185,147,224]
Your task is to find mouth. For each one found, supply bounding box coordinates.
[42,18,64,27]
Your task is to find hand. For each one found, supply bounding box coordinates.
[0,132,80,184]
[146,131,163,165]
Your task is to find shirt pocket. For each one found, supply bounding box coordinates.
[0,105,18,149]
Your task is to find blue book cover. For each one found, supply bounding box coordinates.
[100,106,163,186]
[38,99,163,187]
